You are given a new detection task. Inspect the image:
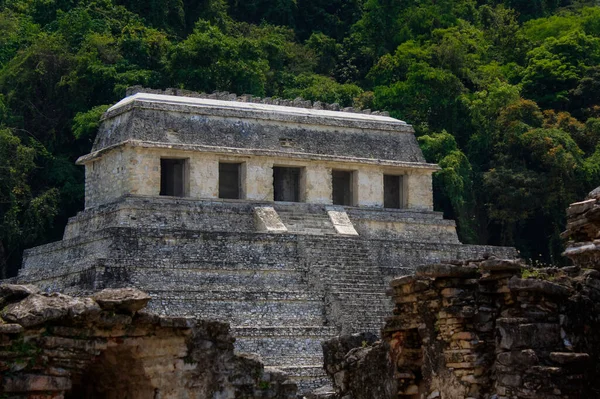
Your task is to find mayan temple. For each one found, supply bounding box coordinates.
[14,88,516,391]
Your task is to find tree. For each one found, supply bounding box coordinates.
[419,131,476,242]
[283,73,362,106]
[374,64,466,136]
[521,31,600,109]
[0,128,59,278]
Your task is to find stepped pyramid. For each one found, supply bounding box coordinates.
[14,89,516,392]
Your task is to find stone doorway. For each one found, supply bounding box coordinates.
[219,162,243,199]
[273,166,302,202]
[66,346,155,399]
[332,170,355,206]
[384,174,405,209]
[160,158,188,197]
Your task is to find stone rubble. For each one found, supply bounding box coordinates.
[561,187,600,268]
[384,258,599,399]
[0,286,297,399]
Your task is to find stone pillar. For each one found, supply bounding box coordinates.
[190,154,218,199]
[129,148,160,197]
[356,169,383,207]
[304,165,332,204]
[246,158,274,201]
[406,172,433,210]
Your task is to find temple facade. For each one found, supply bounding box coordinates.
[14,89,516,391]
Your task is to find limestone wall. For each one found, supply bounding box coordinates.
[84,147,132,209]
[83,143,435,210]
[0,285,297,399]
[561,187,600,267]
[383,259,600,399]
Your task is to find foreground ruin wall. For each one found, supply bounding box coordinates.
[0,285,296,399]
[324,258,600,399]
[323,188,600,399]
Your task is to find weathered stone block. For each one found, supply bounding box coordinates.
[92,288,151,313]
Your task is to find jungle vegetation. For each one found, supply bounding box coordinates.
[1,0,600,276]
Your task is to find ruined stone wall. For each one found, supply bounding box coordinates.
[562,186,600,268]
[323,259,600,399]
[387,259,600,399]
[322,188,600,399]
[0,285,296,399]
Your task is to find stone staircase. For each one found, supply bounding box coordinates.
[96,231,394,391]
[275,206,337,235]
[93,233,336,392]
[233,326,336,391]
[301,236,394,334]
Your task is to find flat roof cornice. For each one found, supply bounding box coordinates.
[76,139,441,171]
[103,93,412,133]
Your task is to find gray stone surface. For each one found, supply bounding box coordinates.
[83,93,429,166]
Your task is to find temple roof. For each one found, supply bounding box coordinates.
[83,91,432,168]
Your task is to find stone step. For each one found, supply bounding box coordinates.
[276,210,337,236]
[235,332,335,359]
[336,302,390,310]
[331,289,389,296]
[127,269,307,289]
[270,366,331,392]
[145,299,326,327]
[101,258,304,272]
[145,289,320,302]
[326,282,387,290]
[323,275,384,284]
[232,325,338,337]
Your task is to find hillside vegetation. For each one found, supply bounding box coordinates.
[1,0,599,276]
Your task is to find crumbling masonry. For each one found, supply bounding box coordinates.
[0,285,296,398]
[322,187,600,399]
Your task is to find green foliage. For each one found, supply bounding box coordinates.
[0,128,59,277]
[419,131,475,242]
[283,73,362,106]
[1,0,600,272]
[521,31,600,109]
[168,21,313,96]
[73,104,110,144]
[306,32,340,75]
[374,64,466,134]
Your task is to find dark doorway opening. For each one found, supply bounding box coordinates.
[332,170,354,206]
[384,175,404,209]
[160,158,187,197]
[219,162,242,199]
[66,346,155,399]
[273,167,302,202]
